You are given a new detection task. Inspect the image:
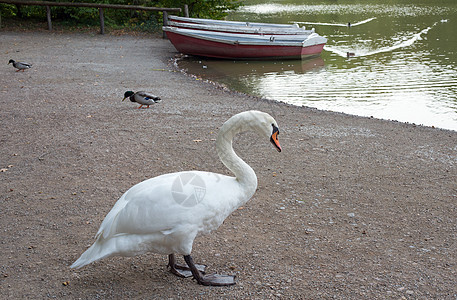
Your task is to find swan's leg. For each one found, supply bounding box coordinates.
[168,254,206,278]
[184,255,236,286]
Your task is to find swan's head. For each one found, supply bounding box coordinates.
[261,114,281,153]
[240,111,282,152]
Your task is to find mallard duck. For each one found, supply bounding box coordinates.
[346,52,355,58]
[70,110,282,286]
[123,91,161,109]
[8,59,32,72]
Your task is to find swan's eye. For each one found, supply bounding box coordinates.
[271,124,279,135]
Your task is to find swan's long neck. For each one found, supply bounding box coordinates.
[216,116,258,199]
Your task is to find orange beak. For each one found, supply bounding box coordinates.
[270,126,281,152]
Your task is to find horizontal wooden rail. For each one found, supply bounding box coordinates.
[0,0,182,35]
[0,0,181,12]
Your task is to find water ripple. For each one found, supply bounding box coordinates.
[294,18,376,27]
[238,3,455,16]
[210,1,457,130]
[324,24,435,58]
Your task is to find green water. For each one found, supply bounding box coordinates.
[177,0,457,131]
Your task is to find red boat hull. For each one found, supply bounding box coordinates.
[165,31,325,60]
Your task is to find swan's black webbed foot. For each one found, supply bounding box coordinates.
[184,255,236,286]
[168,254,206,278]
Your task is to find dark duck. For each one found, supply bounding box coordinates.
[8,59,32,72]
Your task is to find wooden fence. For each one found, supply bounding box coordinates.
[0,0,185,35]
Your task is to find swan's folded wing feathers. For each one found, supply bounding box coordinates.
[96,175,170,239]
[96,193,129,239]
[113,195,195,235]
[97,174,188,238]
[96,171,243,241]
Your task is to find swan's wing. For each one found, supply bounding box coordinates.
[95,192,129,239]
[96,171,243,240]
[96,173,192,239]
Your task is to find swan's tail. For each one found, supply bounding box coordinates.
[70,234,150,269]
[70,239,112,269]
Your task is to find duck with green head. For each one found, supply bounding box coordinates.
[8,59,32,72]
[123,91,161,109]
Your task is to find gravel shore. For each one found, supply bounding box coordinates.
[1,31,456,299]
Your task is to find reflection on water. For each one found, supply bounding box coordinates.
[177,0,457,131]
[179,56,325,95]
[179,57,324,82]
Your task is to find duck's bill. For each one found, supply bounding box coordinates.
[122,97,127,101]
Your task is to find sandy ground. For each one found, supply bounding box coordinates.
[1,30,456,299]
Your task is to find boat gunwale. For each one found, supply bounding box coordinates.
[168,15,302,29]
[163,26,327,47]
[166,20,315,35]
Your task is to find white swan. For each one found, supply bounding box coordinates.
[70,110,282,286]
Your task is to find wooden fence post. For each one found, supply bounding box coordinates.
[184,4,189,17]
[15,4,22,18]
[162,11,168,38]
[99,8,104,34]
[46,5,52,30]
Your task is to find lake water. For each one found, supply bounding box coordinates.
[177,0,457,131]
